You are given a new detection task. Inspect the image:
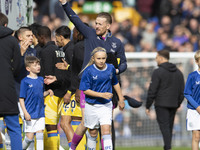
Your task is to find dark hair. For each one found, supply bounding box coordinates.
[25,56,40,67]
[97,12,112,24]
[37,26,51,39]
[0,13,8,26]
[158,49,170,60]
[55,26,71,39]
[29,23,42,37]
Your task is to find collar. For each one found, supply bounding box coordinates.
[98,30,112,41]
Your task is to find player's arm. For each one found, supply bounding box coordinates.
[12,38,21,77]
[113,83,125,111]
[44,89,54,97]
[116,42,127,74]
[184,74,200,111]
[19,98,31,121]
[59,0,92,38]
[146,70,160,110]
[84,89,113,100]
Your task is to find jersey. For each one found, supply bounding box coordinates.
[184,70,200,110]
[79,63,118,104]
[20,76,45,119]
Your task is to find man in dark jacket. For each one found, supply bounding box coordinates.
[0,13,22,149]
[146,49,185,150]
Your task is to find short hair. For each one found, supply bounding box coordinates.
[16,26,32,40]
[0,13,8,26]
[55,26,71,39]
[97,12,112,24]
[37,26,51,39]
[194,50,200,61]
[157,49,170,60]
[29,23,42,37]
[25,56,40,67]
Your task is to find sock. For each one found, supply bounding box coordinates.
[22,136,33,150]
[36,133,43,150]
[102,135,112,150]
[5,132,11,150]
[68,141,71,147]
[0,143,3,150]
[45,130,59,150]
[101,138,104,150]
[86,131,97,150]
[71,133,83,150]
[27,139,34,150]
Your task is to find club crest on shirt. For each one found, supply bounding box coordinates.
[112,42,117,48]
[92,75,98,80]
[109,73,113,79]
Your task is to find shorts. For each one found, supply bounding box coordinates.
[84,101,112,129]
[186,109,200,131]
[45,95,63,125]
[61,94,82,117]
[24,117,45,133]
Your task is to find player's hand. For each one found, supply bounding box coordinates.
[24,112,31,121]
[63,92,71,104]
[118,100,125,111]
[196,106,200,114]
[102,92,113,100]
[75,89,81,103]
[59,0,69,4]
[20,40,30,56]
[44,75,57,85]
[55,59,69,70]
[48,89,54,97]
[145,109,150,116]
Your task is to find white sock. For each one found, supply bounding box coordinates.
[23,136,33,150]
[27,139,34,150]
[36,132,43,150]
[103,134,112,150]
[86,131,97,150]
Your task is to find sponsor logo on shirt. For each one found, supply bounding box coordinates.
[29,84,33,88]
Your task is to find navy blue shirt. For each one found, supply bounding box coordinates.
[62,2,127,76]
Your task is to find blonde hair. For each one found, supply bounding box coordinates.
[194,50,200,61]
[80,47,107,75]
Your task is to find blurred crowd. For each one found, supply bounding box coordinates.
[33,0,200,53]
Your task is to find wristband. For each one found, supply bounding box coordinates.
[66,64,70,70]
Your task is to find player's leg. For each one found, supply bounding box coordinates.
[36,130,44,150]
[99,102,113,150]
[60,115,74,147]
[101,125,112,150]
[23,132,34,149]
[87,129,98,150]
[192,130,200,150]
[4,114,22,150]
[44,95,62,150]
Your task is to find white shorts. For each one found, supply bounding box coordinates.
[24,117,45,133]
[84,101,112,129]
[186,109,200,131]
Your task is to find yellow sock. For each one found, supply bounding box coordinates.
[44,130,59,150]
